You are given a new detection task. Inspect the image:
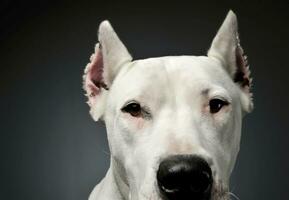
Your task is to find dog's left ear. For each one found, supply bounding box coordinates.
[208,10,253,113]
[83,21,132,121]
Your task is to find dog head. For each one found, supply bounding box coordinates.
[83,10,253,200]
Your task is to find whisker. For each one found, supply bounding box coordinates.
[101,149,110,156]
[228,192,240,200]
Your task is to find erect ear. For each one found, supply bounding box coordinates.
[208,10,253,113]
[83,20,132,121]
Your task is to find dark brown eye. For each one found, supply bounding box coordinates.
[121,102,142,117]
[209,99,228,113]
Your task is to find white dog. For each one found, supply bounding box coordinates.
[83,10,253,200]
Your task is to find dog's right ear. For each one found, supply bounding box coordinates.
[207,11,253,113]
[83,21,132,121]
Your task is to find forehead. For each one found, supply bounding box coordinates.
[113,56,234,103]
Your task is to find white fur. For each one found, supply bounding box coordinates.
[83,10,253,200]
[99,20,132,86]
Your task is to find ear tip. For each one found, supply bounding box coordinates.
[227,10,238,22]
[99,20,112,28]
[98,20,114,37]
[228,10,236,16]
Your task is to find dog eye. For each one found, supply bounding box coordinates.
[209,99,229,113]
[121,102,142,117]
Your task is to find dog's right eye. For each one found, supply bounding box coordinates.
[209,98,229,114]
[121,102,142,117]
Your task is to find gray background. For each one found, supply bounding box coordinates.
[1,1,289,199]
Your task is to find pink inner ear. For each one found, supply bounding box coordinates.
[83,46,106,105]
[234,44,251,93]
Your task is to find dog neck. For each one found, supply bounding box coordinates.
[111,157,130,199]
[89,158,130,200]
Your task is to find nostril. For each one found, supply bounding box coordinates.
[189,170,212,193]
[157,155,212,200]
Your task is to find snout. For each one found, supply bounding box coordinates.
[157,155,212,200]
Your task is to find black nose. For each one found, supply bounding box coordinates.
[157,155,212,200]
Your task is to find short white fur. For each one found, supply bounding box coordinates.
[83,10,253,200]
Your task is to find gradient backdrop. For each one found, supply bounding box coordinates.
[1,1,289,200]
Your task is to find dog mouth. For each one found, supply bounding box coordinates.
[210,183,230,200]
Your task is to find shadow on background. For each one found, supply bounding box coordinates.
[1,1,289,199]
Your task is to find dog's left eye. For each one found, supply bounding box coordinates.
[121,102,142,117]
[209,99,229,113]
